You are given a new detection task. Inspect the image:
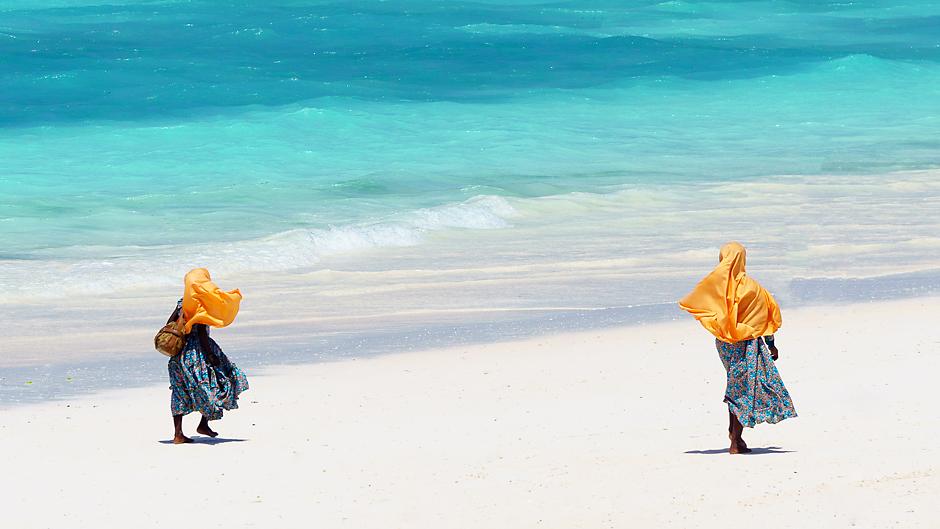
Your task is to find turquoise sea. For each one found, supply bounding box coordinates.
[1,0,940,299]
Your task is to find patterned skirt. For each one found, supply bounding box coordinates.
[168,331,249,420]
[716,338,796,428]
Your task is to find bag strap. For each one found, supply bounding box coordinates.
[168,299,185,326]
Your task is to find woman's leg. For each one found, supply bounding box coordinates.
[173,414,193,444]
[728,410,750,454]
[196,415,219,437]
[728,410,741,453]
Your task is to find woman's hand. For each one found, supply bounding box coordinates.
[769,344,779,361]
[205,352,221,367]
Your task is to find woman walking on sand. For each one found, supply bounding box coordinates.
[679,242,796,454]
[166,268,248,444]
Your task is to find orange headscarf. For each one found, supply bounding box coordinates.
[678,242,781,343]
[181,268,242,334]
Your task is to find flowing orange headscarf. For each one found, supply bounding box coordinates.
[678,242,781,343]
[181,268,242,334]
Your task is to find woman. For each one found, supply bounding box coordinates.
[679,242,796,454]
[166,268,249,444]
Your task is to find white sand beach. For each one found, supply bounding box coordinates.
[2,296,938,528]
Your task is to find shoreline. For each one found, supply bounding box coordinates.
[3,295,938,527]
[4,289,940,406]
[0,301,683,406]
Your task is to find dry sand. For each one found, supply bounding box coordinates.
[2,297,938,528]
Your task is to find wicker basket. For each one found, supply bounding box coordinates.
[155,318,186,357]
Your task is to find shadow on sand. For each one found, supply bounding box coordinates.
[684,446,793,455]
[158,437,248,445]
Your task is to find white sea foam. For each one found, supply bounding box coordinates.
[2,171,940,305]
[0,195,519,302]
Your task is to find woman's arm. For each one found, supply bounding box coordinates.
[166,305,182,325]
[765,335,779,360]
[196,325,220,367]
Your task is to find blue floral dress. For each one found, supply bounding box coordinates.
[168,323,249,420]
[716,337,796,427]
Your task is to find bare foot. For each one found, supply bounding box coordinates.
[196,423,218,438]
[729,433,751,454]
[173,434,194,444]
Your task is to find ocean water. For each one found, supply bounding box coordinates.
[2,0,940,402]
[2,1,940,303]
